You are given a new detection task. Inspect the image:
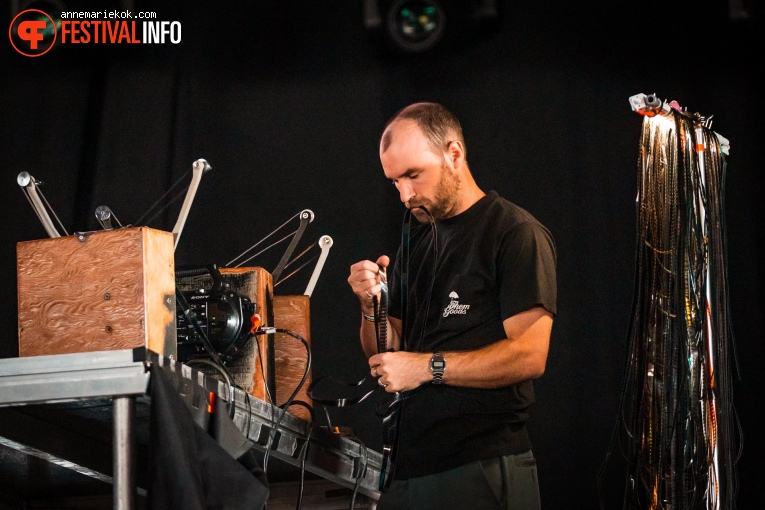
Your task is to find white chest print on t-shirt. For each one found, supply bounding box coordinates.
[443,291,471,317]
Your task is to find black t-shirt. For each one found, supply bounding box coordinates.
[387,190,557,479]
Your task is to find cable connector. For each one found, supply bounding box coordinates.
[254,326,277,335]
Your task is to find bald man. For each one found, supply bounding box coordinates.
[348,102,557,509]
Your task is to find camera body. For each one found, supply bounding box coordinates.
[175,265,258,363]
[176,288,256,362]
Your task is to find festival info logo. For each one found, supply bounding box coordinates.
[443,291,470,317]
[9,9,57,57]
[9,8,180,57]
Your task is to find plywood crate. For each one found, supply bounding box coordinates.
[273,294,312,421]
[17,227,176,358]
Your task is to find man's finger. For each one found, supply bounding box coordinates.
[376,255,390,269]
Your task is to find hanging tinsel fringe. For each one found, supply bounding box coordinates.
[619,110,740,510]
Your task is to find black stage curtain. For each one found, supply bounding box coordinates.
[2,1,763,508]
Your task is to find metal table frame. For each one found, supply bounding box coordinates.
[0,349,381,508]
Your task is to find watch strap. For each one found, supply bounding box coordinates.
[430,351,445,384]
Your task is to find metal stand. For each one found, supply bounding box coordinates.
[0,349,382,507]
[113,396,136,510]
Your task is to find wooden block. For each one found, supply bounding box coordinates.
[273,295,312,421]
[17,227,176,357]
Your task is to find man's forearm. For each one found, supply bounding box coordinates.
[367,308,552,392]
[360,318,380,358]
[360,307,401,358]
[439,309,552,387]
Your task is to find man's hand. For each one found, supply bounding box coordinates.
[348,255,390,308]
[369,351,431,392]
[349,255,401,356]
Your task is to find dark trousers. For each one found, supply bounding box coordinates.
[377,451,540,510]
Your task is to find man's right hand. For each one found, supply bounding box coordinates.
[349,255,401,356]
[348,255,390,309]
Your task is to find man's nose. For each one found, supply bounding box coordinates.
[398,182,415,204]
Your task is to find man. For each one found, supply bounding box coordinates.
[347,102,556,509]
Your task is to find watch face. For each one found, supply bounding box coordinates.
[432,360,445,370]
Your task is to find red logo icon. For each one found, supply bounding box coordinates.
[9,9,57,57]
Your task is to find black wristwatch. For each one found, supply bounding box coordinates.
[430,352,445,384]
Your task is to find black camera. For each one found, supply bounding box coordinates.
[176,265,258,363]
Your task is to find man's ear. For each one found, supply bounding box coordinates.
[445,140,466,170]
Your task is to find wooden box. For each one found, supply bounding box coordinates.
[273,294,312,421]
[17,227,176,358]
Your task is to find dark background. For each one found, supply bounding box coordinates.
[1,0,763,508]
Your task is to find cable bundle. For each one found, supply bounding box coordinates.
[620,111,739,510]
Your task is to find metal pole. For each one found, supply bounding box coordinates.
[113,396,136,510]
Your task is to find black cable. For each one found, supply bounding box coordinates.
[306,373,381,408]
[345,433,369,510]
[376,206,439,490]
[253,327,312,474]
[183,357,235,418]
[242,386,254,439]
[175,287,236,394]
[401,206,438,353]
[253,335,278,455]
[306,205,439,411]
[282,400,315,510]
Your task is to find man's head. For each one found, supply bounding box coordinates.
[381,102,466,157]
[380,102,477,222]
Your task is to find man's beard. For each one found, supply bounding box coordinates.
[407,162,461,222]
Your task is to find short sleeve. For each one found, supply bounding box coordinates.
[498,220,557,320]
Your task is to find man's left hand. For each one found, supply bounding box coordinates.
[369,351,432,392]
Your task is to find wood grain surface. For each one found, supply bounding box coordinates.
[273,294,312,421]
[17,227,175,357]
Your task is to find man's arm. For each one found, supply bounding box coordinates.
[368,306,553,391]
[348,255,403,357]
[359,310,402,358]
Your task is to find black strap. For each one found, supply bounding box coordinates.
[378,206,438,489]
[306,206,438,487]
[400,207,439,352]
[400,209,412,351]
[373,268,389,354]
[307,264,390,408]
